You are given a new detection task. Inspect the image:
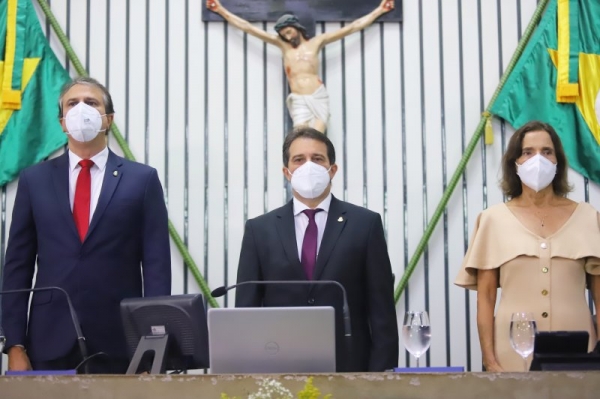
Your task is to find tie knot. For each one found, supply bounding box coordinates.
[303,208,323,221]
[79,159,94,169]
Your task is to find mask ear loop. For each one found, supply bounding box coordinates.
[98,113,113,133]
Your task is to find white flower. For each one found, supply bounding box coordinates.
[248,378,294,399]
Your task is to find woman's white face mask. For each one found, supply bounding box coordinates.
[516,153,557,192]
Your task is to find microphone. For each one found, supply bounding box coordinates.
[212,280,352,337]
[0,286,89,373]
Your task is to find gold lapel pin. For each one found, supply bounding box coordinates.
[113,170,118,177]
[338,216,344,222]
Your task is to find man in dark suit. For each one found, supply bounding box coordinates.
[235,127,399,372]
[1,77,171,373]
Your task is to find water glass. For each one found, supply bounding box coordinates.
[402,310,431,367]
[509,312,537,371]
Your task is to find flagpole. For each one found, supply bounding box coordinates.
[35,0,219,308]
[394,0,551,303]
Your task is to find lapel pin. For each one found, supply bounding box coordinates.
[338,216,344,222]
[113,170,118,177]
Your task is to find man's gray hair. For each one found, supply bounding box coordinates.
[58,76,114,117]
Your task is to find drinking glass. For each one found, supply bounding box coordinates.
[509,312,537,371]
[402,310,431,367]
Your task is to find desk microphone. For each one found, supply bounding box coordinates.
[0,286,90,373]
[211,280,352,337]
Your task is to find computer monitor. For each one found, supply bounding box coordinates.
[120,293,209,374]
[534,331,589,355]
[530,331,600,371]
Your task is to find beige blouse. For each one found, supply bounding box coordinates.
[455,202,600,371]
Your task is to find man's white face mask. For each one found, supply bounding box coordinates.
[516,153,557,192]
[64,102,105,142]
[288,161,332,199]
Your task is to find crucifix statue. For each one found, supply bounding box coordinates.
[207,0,395,133]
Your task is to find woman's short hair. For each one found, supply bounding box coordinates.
[501,120,571,198]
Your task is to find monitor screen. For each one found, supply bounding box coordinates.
[120,294,209,373]
[534,331,589,355]
[530,330,600,371]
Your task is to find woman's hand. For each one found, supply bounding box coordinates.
[483,358,504,372]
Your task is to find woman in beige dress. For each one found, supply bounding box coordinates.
[455,120,600,372]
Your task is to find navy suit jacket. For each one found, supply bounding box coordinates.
[1,150,171,362]
[235,195,399,372]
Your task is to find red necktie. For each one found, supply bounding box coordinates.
[73,159,94,242]
[301,209,323,280]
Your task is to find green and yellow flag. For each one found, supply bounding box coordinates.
[0,0,70,187]
[491,0,600,184]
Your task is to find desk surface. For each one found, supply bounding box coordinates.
[1,372,600,399]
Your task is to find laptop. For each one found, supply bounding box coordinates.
[208,306,336,373]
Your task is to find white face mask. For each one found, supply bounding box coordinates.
[64,102,105,142]
[288,161,332,199]
[516,153,557,192]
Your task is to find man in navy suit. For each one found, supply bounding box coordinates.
[1,77,171,373]
[235,128,399,372]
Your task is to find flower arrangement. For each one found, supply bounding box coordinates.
[221,377,332,399]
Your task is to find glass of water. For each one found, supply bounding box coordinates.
[509,312,537,371]
[402,310,431,367]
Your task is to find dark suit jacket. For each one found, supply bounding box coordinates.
[1,150,171,362]
[235,195,399,372]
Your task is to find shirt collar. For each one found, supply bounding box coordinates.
[293,193,332,216]
[68,146,109,172]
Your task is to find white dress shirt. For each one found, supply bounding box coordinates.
[68,147,109,224]
[293,193,332,261]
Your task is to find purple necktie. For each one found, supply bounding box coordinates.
[301,209,323,280]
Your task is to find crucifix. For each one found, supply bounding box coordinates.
[206,0,397,134]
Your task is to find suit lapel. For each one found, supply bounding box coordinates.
[52,151,79,240]
[86,150,123,241]
[313,196,347,281]
[275,201,305,279]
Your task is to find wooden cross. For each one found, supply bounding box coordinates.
[203,0,403,38]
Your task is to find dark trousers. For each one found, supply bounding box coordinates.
[31,343,129,374]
